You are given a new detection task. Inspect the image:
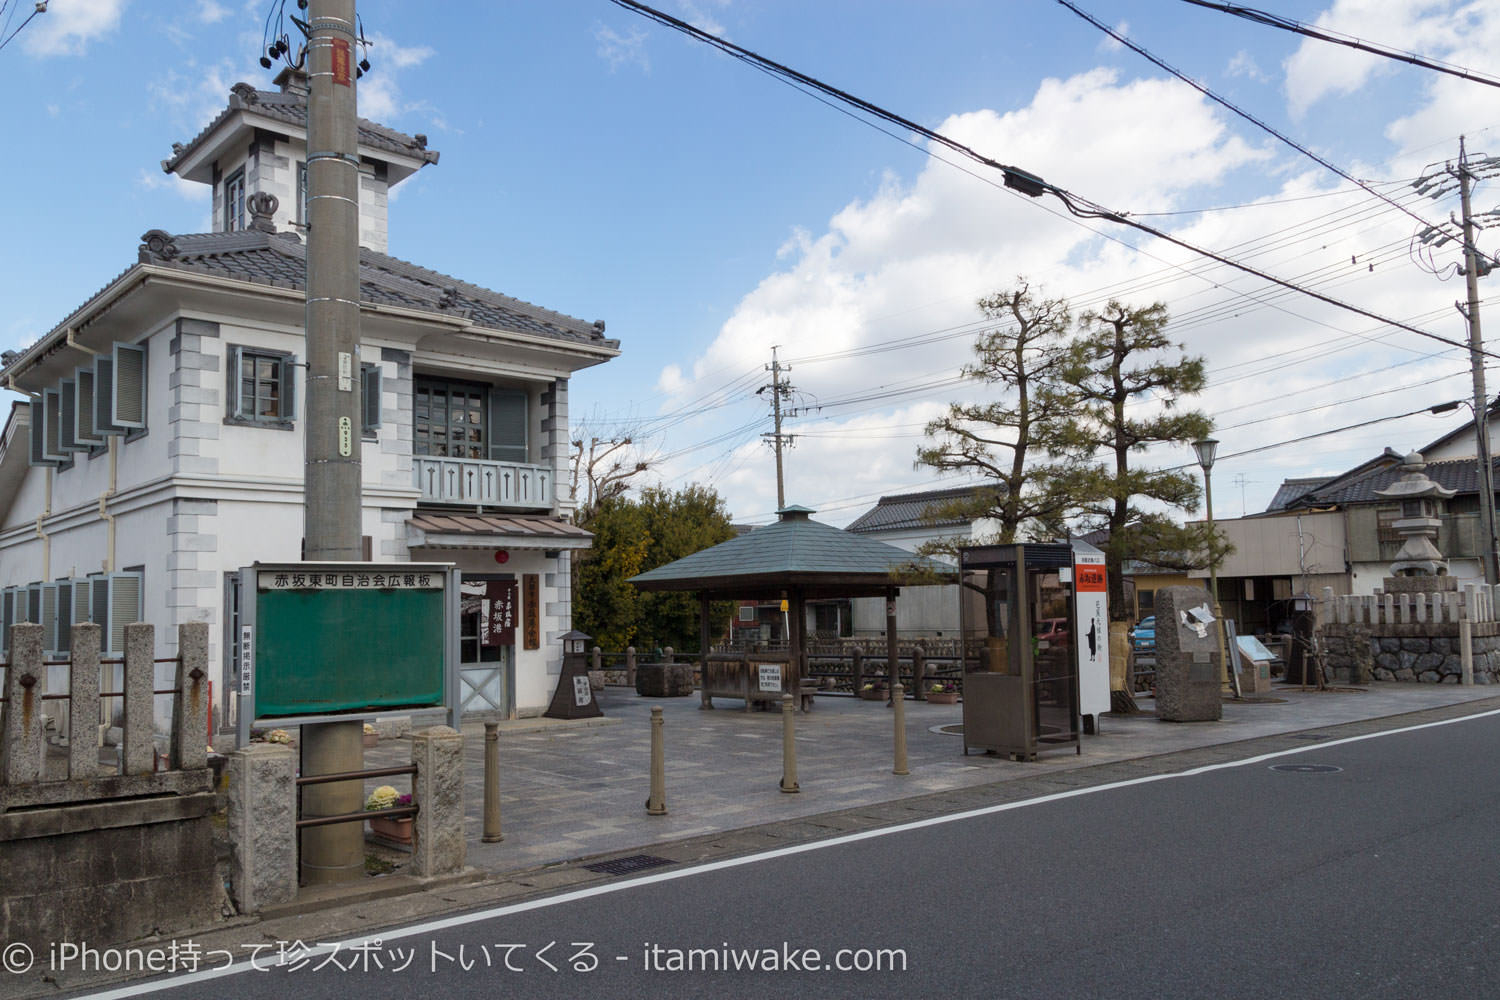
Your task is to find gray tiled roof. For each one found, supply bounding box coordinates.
[630,510,952,586]
[1265,476,1332,512]
[846,485,996,534]
[139,229,617,349]
[161,81,438,175]
[1293,457,1500,507]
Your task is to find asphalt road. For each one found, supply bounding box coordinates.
[68,708,1500,999]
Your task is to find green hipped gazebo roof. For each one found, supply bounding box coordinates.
[629,506,955,600]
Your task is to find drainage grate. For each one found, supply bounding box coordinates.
[583,854,677,876]
[1270,763,1343,774]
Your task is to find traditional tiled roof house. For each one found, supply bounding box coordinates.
[0,70,619,730]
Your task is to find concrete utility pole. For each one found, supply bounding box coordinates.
[759,346,794,509]
[300,0,365,886]
[1456,137,1499,585]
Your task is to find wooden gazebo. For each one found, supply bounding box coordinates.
[629,505,953,706]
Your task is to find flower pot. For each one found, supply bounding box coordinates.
[859,687,889,701]
[926,691,959,705]
[362,732,379,748]
[369,815,413,845]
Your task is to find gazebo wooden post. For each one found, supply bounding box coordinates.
[698,593,713,710]
[886,586,899,705]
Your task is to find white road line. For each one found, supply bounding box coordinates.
[66,705,1500,999]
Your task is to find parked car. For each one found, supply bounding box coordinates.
[1130,616,1156,654]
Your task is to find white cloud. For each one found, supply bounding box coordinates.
[679,0,730,38]
[357,33,436,123]
[1284,0,1471,117]
[197,1,230,24]
[595,23,650,73]
[136,167,207,201]
[1097,20,1128,54]
[642,51,1500,526]
[1226,50,1268,83]
[22,0,125,56]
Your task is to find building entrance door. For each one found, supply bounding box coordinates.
[459,576,515,718]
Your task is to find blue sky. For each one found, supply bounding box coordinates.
[3,0,1499,526]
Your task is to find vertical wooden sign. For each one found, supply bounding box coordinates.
[523,573,540,650]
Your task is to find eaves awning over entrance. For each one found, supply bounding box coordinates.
[405,511,593,551]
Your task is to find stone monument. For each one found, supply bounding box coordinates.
[1154,585,1223,722]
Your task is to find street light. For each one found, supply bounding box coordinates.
[1192,438,1238,699]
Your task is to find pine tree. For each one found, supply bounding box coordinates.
[915,280,1083,543]
[1056,299,1218,616]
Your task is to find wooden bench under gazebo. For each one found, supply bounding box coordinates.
[629,505,953,710]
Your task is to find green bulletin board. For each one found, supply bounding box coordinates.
[245,562,453,719]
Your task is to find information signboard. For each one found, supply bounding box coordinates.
[237,562,457,745]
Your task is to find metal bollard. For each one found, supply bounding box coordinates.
[482,721,503,842]
[892,681,909,775]
[647,706,668,815]
[780,693,800,793]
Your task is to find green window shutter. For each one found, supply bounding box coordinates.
[280,355,296,420]
[487,388,528,463]
[41,388,66,462]
[94,355,124,436]
[27,400,52,467]
[362,364,382,432]
[58,378,83,452]
[74,366,105,446]
[225,344,242,417]
[113,342,147,429]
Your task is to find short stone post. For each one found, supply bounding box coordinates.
[779,693,800,793]
[122,622,155,776]
[592,646,602,672]
[0,623,44,785]
[625,646,637,686]
[664,646,674,663]
[646,706,667,815]
[911,647,927,702]
[227,743,297,912]
[1461,617,1475,686]
[482,721,503,842]
[851,647,864,693]
[172,622,210,771]
[411,725,466,878]
[892,682,909,776]
[68,623,102,779]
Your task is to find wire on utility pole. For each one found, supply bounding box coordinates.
[758,346,795,509]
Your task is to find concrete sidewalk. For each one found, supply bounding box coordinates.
[365,680,1500,875]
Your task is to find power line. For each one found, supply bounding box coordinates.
[607,0,1496,362]
[1056,0,1493,269]
[1177,0,1500,90]
[0,0,45,55]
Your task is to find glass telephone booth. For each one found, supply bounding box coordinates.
[959,543,1082,760]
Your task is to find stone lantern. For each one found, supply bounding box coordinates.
[1373,452,1454,579]
[544,629,604,720]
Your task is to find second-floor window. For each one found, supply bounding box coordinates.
[414,377,527,462]
[224,169,246,232]
[227,346,295,427]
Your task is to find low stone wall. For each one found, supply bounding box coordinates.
[1320,622,1500,684]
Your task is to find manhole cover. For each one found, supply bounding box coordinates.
[583,854,676,876]
[1269,763,1343,774]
